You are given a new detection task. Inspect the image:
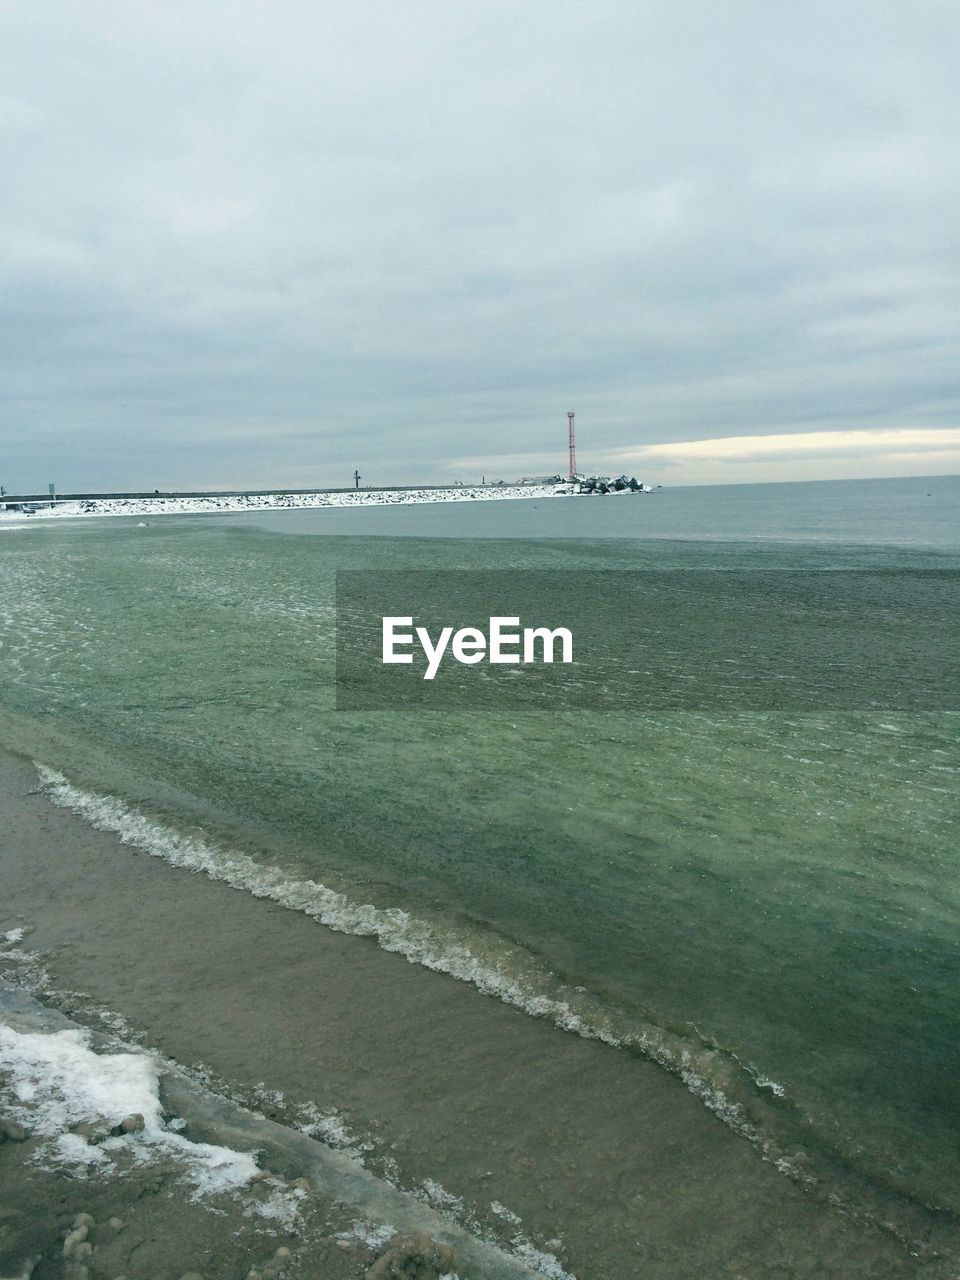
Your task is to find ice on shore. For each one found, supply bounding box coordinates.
[0,1023,257,1195]
[0,483,562,523]
[32,762,768,1166]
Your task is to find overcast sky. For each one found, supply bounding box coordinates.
[1,1,958,491]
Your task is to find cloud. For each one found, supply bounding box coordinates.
[0,1,958,490]
[444,428,960,487]
[618,427,960,464]
[612,427,960,485]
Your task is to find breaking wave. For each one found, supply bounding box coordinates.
[34,759,950,1259]
[31,766,797,1146]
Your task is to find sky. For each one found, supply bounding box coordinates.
[1,1,958,492]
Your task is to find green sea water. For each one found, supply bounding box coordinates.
[1,475,958,1258]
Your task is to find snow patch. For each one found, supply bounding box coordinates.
[0,1023,257,1195]
[245,1179,308,1231]
[338,1220,397,1249]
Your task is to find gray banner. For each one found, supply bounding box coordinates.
[335,570,959,711]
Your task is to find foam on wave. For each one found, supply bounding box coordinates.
[34,763,793,1169]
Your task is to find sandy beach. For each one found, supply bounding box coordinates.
[4,0,958,1272]
[1,748,942,1280]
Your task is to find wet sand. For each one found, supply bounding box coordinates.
[0,981,540,1280]
[0,750,945,1279]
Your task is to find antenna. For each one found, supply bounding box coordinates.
[567,412,577,480]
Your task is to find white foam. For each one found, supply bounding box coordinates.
[0,1023,257,1195]
[295,1102,371,1161]
[755,1075,787,1097]
[34,764,792,1176]
[418,1178,463,1211]
[338,1220,397,1249]
[509,1237,576,1280]
[2,928,26,943]
[490,1200,522,1226]
[34,765,624,1049]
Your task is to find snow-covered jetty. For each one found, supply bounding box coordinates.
[0,483,563,523]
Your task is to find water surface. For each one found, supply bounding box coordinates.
[1,473,958,1264]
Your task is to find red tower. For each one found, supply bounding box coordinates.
[567,411,577,480]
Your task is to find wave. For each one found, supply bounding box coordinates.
[32,761,955,1261]
[33,767,772,1121]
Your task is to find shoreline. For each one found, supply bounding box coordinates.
[0,981,545,1280]
[0,484,562,526]
[1,748,944,1279]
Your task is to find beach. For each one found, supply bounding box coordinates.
[4,0,959,1270]
[0,749,939,1279]
[2,476,959,1279]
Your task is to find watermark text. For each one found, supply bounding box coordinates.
[382,615,573,680]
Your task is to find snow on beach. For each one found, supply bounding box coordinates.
[0,1021,259,1195]
[0,977,549,1279]
[0,483,565,524]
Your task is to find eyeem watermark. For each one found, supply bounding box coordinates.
[336,568,960,711]
[382,616,573,680]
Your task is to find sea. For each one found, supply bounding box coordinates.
[1,473,958,1267]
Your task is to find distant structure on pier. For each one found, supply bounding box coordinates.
[567,411,577,480]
